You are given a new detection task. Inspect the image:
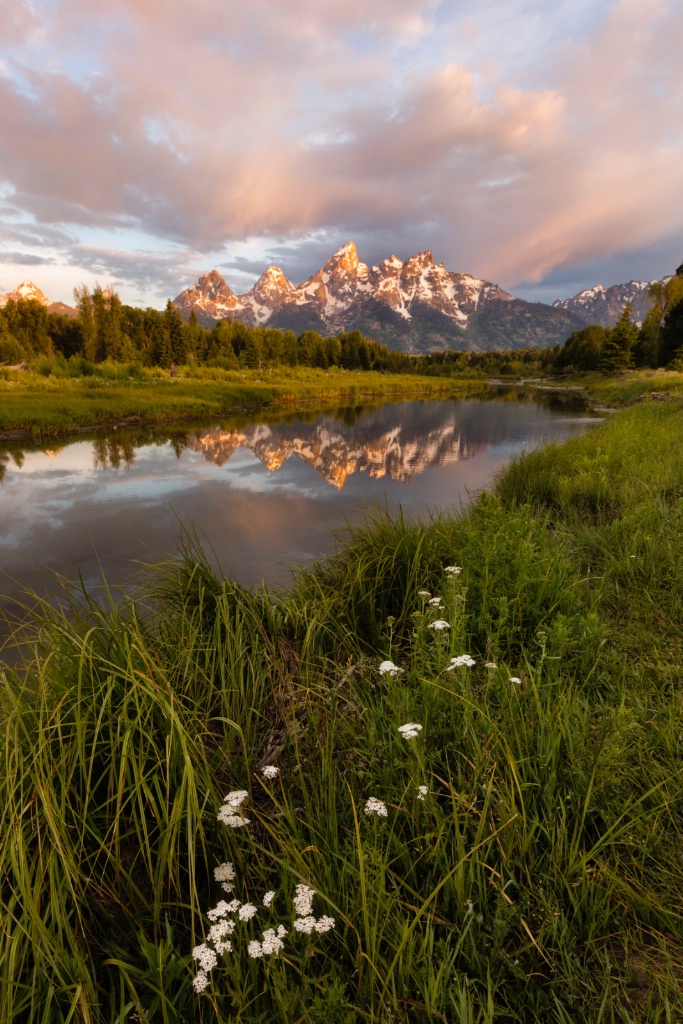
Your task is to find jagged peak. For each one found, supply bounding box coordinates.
[2,280,49,305]
[323,241,359,276]
[196,269,226,286]
[403,250,435,268]
[379,255,403,273]
[257,265,290,285]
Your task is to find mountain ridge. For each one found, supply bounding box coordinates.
[552,278,666,328]
[173,241,585,353]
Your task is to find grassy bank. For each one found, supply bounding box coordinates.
[0,364,482,440]
[531,367,683,408]
[1,395,682,1022]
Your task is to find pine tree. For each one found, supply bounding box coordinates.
[74,285,97,362]
[601,302,638,371]
[164,299,186,365]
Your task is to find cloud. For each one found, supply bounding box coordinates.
[0,250,54,265]
[0,0,681,303]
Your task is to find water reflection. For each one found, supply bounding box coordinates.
[0,393,599,610]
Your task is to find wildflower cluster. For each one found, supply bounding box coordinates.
[217,790,250,829]
[248,926,287,958]
[417,785,428,801]
[428,620,450,631]
[447,654,476,669]
[262,765,279,779]
[214,862,236,893]
[398,722,423,740]
[379,660,403,678]
[364,796,388,817]
[292,884,336,935]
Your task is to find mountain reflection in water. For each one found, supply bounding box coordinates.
[0,394,599,610]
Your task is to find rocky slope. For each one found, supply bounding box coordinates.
[173,242,584,353]
[552,279,664,328]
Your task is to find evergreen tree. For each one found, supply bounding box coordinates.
[164,299,186,365]
[242,331,263,369]
[559,325,608,371]
[658,265,683,366]
[185,308,202,362]
[601,302,638,371]
[74,285,97,361]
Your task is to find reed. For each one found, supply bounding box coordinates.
[1,398,682,1022]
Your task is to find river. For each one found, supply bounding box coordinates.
[0,389,600,635]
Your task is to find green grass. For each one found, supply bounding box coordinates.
[0,364,483,440]
[543,368,683,407]
[1,397,682,1022]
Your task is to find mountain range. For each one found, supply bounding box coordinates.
[173,242,586,353]
[2,243,664,352]
[552,278,664,328]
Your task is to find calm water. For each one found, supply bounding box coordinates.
[0,391,600,619]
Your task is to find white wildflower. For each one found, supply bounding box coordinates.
[261,926,287,954]
[193,971,209,992]
[217,808,251,828]
[379,660,403,678]
[218,791,250,828]
[315,916,336,933]
[398,722,423,740]
[261,765,279,779]
[418,590,431,597]
[223,790,248,807]
[293,884,316,917]
[510,676,522,685]
[428,597,443,606]
[485,662,498,670]
[247,939,264,958]
[207,900,233,921]
[192,944,217,973]
[447,654,476,669]
[208,919,235,945]
[238,903,258,921]
[262,890,276,907]
[445,566,462,575]
[293,915,316,934]
[213,863,235,893]
[417,785,428,801]
[428,620,450,631]
[364,796,388,817]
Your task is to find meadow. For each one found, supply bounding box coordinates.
[0,363,481,440]
[0,383,682,1022]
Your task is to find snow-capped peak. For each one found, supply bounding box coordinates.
[0,280,49,308]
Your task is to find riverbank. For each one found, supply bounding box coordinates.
[1,386,682,1022]
[505,366,683,408]
[0,364,485,441]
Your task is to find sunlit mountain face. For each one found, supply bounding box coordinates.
[173,242,584,352]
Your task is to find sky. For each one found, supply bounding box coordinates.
[0,0,682,307]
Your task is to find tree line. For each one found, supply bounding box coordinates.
[1,262,682,376]
[0,286,416,373]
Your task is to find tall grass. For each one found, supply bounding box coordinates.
[1,400,682,1021]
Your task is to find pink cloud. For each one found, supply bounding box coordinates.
[0,0,682,296]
